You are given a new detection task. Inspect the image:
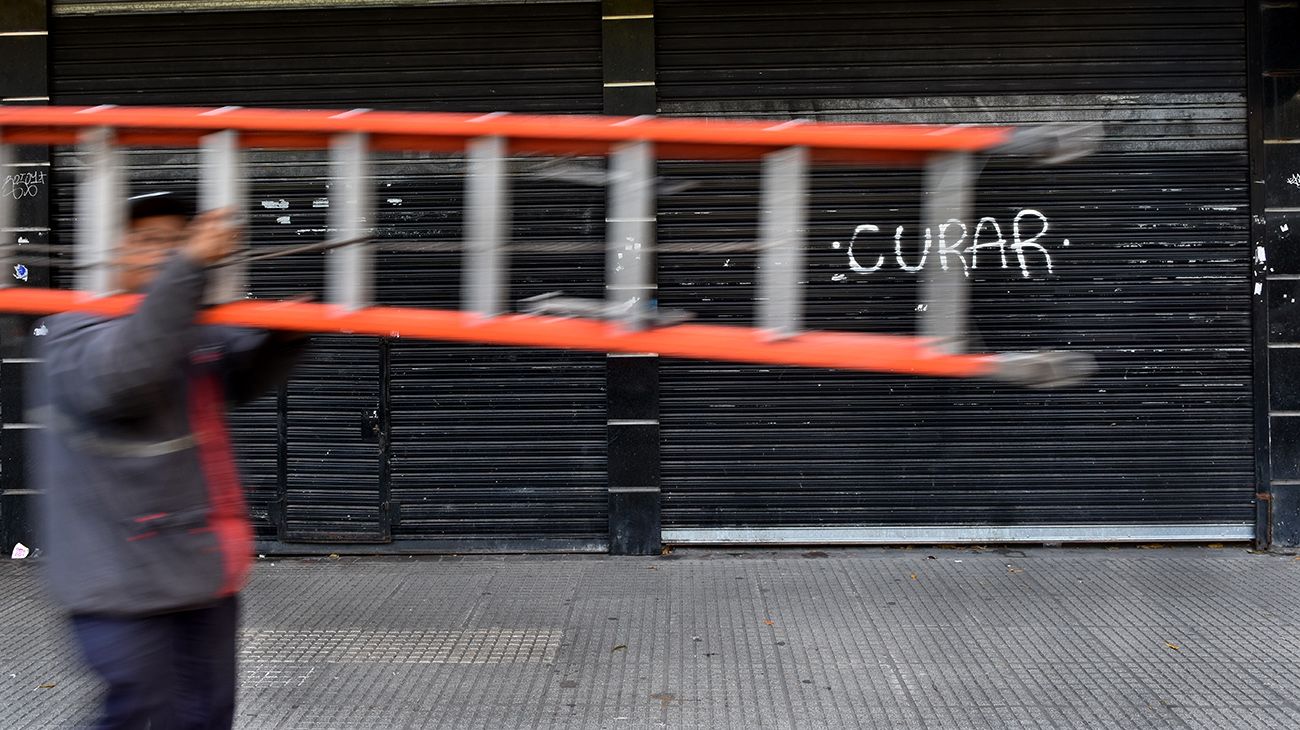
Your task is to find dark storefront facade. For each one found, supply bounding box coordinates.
[1,0,1296,553]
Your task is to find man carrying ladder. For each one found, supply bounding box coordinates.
[29,194,306,729]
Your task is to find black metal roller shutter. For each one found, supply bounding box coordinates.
[49,2,608,547]
[655,0,1254,541]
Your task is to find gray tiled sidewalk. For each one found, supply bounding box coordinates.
[3,546,1300,729]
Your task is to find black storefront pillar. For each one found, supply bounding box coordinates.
[603,0,660,555]
[0,0,51,556]
[1255,0,1300,547]
[607,355,660,554]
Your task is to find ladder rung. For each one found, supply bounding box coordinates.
[463,135,509,318]
[757,146,809,337]
[200,129,247,304]
[917,152,974,354]
[606,141,655,331]
[0,142,12,289]
[327,132,372,310]
[76,127,122,297]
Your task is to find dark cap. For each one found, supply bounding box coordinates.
[128,191,196,223]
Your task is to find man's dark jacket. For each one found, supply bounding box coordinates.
[28,254,305,616]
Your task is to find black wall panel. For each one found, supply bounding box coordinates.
[49,3,608,546]
[42,0,1257,544]
[655,0,1253,533]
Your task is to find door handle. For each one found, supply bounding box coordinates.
[361,408,381,443]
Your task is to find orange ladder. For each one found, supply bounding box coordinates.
[0,105,1097,387]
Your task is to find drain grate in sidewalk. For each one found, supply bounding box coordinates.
[240,664,317,689]
[239,628,563,665]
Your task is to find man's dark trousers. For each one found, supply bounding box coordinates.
[70,596,239,730]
